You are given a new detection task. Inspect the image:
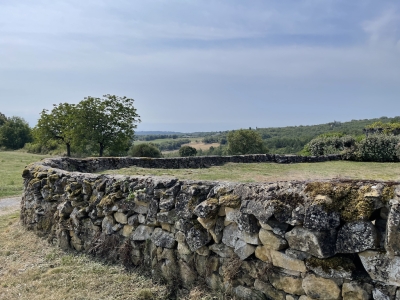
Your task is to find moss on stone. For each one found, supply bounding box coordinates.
[48,174,59,183]
[305,182,378,222]
[306,256,356,273]
[382,186,395,203]
[219,194,241,208]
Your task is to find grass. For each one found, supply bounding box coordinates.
[0,151,51,199]
[0,209,225,300]
[100,161,400,183]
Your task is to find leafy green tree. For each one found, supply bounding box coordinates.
[76,95,141,157]
[35,103,77,157]
[227,129,267,155]
[128,143,161,158]
[0,116,32,149]
[179,145,197,157]
[0,112,7,127]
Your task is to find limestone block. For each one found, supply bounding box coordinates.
[225,207,240,223]
[185,226,211,252]
[255,245,272,262]
[196,245,210,256]
[156,209,177,225]
[102,215,115,235]
[132,200,149,214]
[386,199,400,255]
[241,260,269,279]
[233,285,267,300]
[342,282,369,300]
[161,223,171,232]
[302,274,341,300]
[121,225,133,237]
[358,250,400,286]
[127,214,138,226]
[151,228,176,249]
[373,289,391,300]
[259,229,288,250]
[285,226,336,258]
[237,213,259,233]
[131,225,154,241]
[305,256,355,280]
[209,243,235,258]
[239,230,260,245]
[254,279,285,300]
[193,198,219,218]
[285,249,311,261]
[197,216,217,230]
[114,212,127,224]
[222,223,239,248]
[286,296,299,300]
[304,204,340,231]
[234,239,256,260]
[209,217,224,243]
[268,270,305,295]
[270,250,307,273]
[336,221,378,253]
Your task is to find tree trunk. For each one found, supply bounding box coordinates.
[66,143,71,157]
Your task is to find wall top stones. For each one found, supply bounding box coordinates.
[20,155,400,299]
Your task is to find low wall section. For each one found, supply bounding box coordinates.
[20,156,400,300]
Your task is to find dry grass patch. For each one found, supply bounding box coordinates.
[101,161,400,183]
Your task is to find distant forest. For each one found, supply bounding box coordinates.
[138,116,400,155]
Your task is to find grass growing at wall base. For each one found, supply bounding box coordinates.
[101,161,400,182]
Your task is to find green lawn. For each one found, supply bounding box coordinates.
[0,151,50,198]
[101,161,400,183]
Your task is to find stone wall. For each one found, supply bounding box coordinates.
[20,157,400,300]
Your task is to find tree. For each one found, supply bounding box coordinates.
[0,112,7,127]
[128,143,161,158]
[35,103,77,157]
[76,95,141,157]
[0,116,32,149]
[227,129,267,155]
[179,145,197,157]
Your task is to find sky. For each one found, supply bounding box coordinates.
[1,0,400,132]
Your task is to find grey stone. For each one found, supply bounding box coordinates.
[373,289,391,300]
[359,250,400,286]
[304,204,340,231]
[305,256,355,280]
[285,249,311,261]
[209,243,235,258]
[114,212,127,224]
[157,209,177,225]
[185,226,211,252]
[131,225,154,241]
[127,214,138,226]
[233,285,267,300]
[264,218,290,237]
[386,200,400,255]
[234,239,256,260]
[133,201,149,214]
[237,213,259,233]
[58,201,73,218]
[151,228,176,249]
[270,250,307,273]
[193,198,220,218]
[209,217,224,243]
[336,221,378,253]
[222,223,240,248]
[102,215,115,235]
[302,274,341,300]
[285,226,336,258]
[254,279,285,300]
[268,270,305,295]
[159,196,175,211]
[342,282,369,300]
[259,229,288,250]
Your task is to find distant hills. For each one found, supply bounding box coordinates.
[135,131,183,135]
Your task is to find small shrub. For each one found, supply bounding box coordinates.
[128,143,161,158]
[354,134,400,162]
[305,134,355,156]
[179,145,197,157]
[227,129,267,155]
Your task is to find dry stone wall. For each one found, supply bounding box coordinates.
[20,156,400,299]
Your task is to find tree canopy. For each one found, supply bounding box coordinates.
[0,116,32,149]
[227,129,267,155]
[179,145,197,157]
[76,95,141,157]
[35,103,77,157]
[0,112,7,127]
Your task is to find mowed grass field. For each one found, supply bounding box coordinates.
[0,151,51,198]
[102,161,400,182]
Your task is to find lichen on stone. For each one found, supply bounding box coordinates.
[305,182,377,222]
[306,256,356,273]
[219,194,241,208]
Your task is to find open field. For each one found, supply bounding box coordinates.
[0,152,50,199]
[101,161,400,182]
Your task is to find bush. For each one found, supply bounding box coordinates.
[128,143,161,158]
[354,134,400,162]
[227,129,267,155]
[305,134,355,156]
[179,145,197,157]
[0,116,33,150]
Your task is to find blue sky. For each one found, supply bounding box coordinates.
[1,0,400,132]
